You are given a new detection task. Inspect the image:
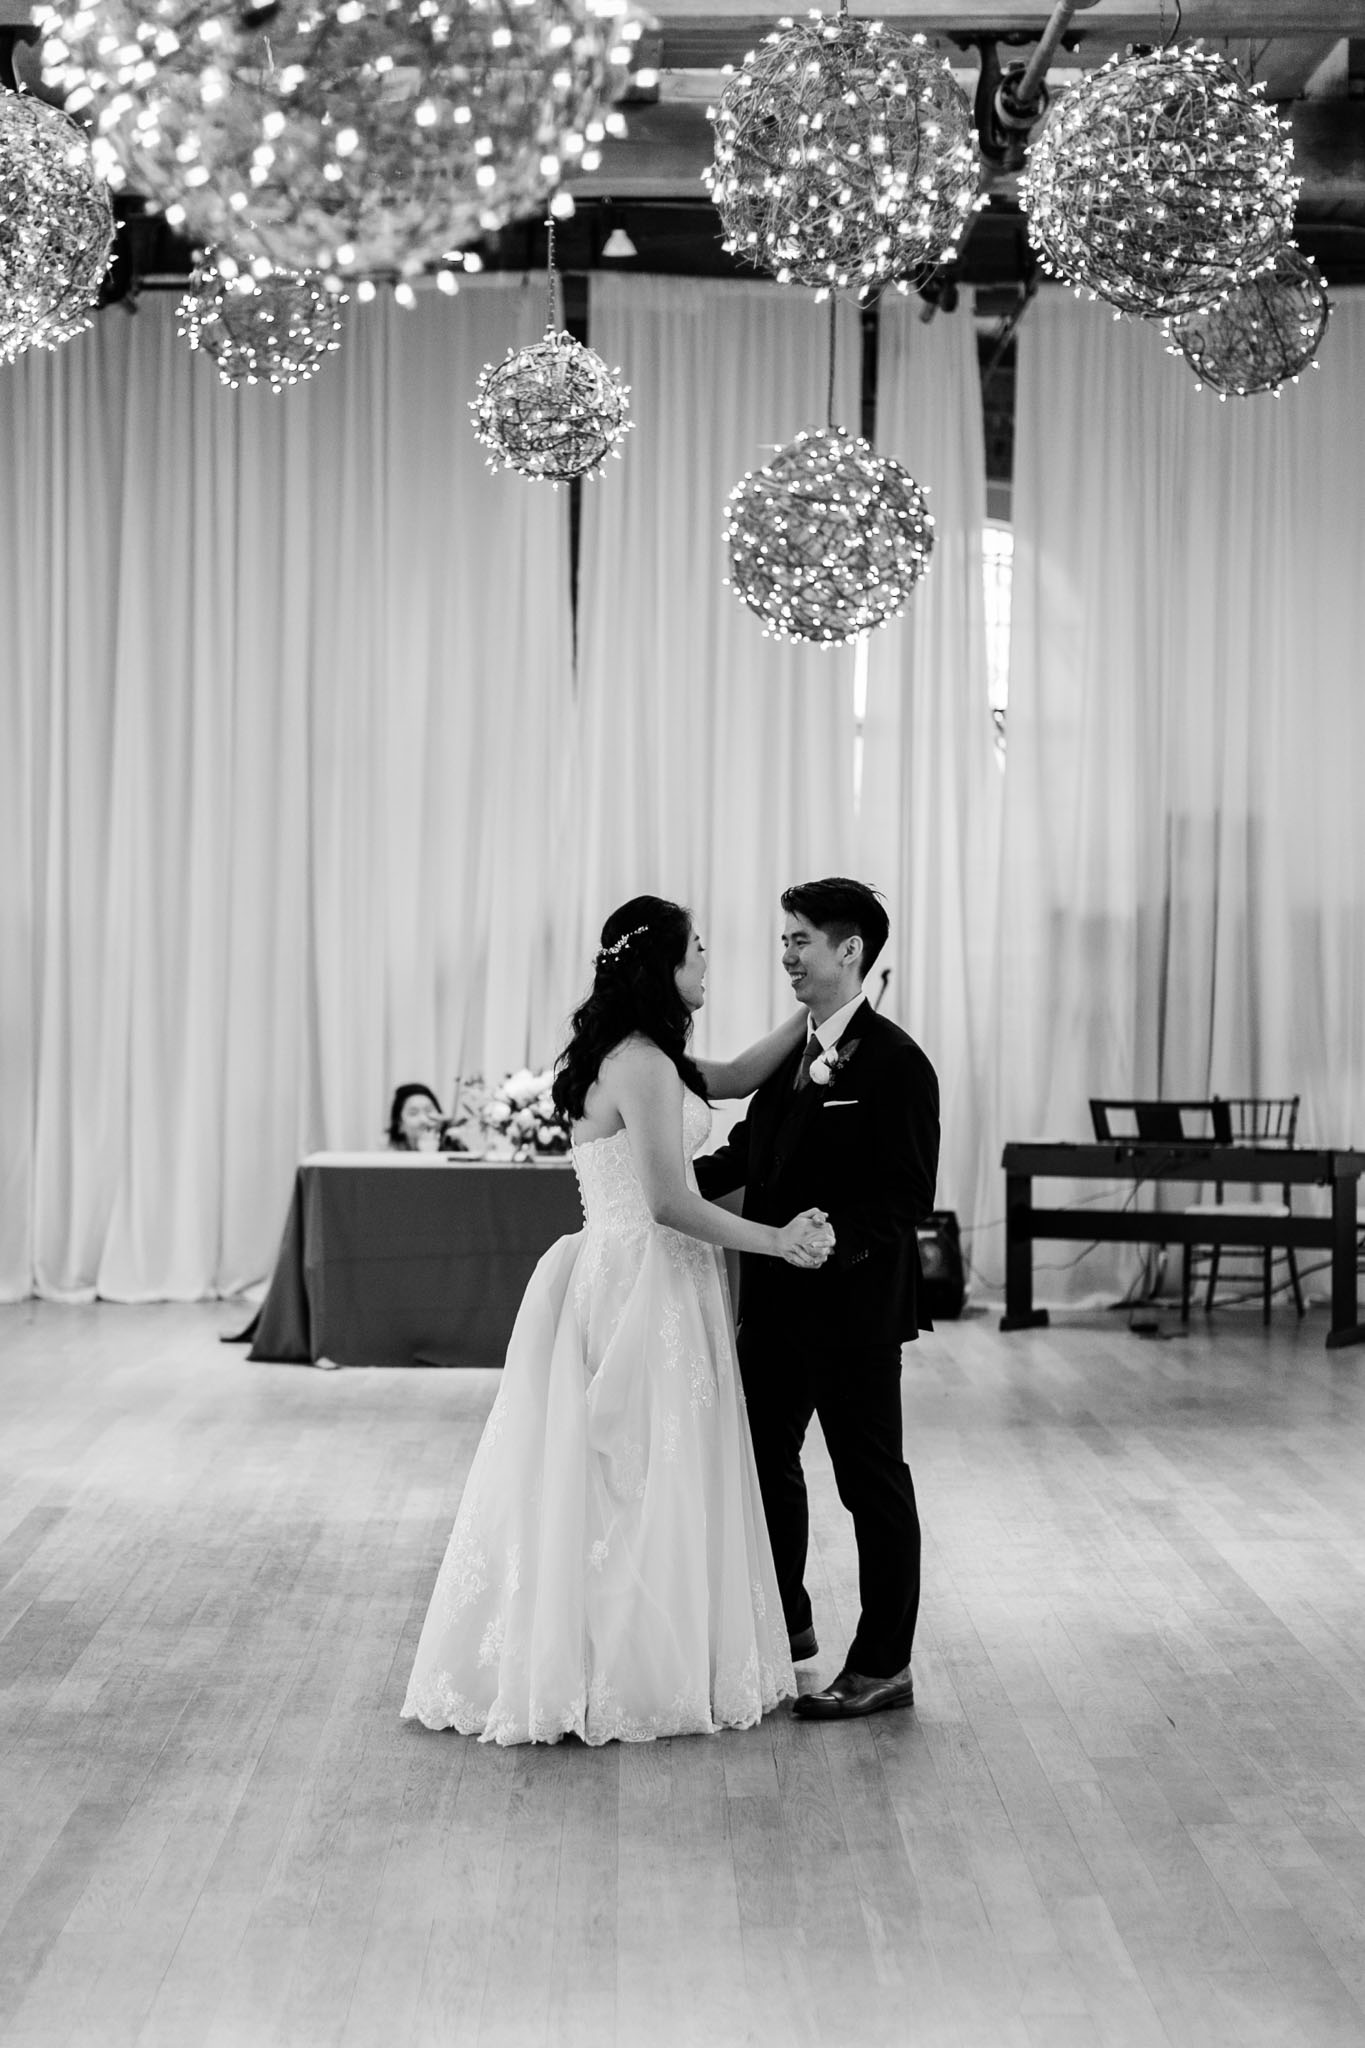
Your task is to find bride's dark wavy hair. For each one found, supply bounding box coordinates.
[552,895,709,1122]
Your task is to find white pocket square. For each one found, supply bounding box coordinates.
[821,1098,857,1109]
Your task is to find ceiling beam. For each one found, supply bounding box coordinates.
[658,5,1365,69]
[1252,32,1345,95]
[568,92,1365,199]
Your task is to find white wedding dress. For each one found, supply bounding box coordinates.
[401,1089,795,1745]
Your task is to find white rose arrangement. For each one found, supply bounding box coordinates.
[447,1068,569,1161]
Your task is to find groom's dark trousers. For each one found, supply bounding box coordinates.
[695,999,939,1678]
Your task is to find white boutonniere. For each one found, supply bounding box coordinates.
[809,1037,861,1087]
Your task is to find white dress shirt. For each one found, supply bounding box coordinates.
[808,990,866,1055]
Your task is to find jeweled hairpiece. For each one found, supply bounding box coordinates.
[595,923,650,966]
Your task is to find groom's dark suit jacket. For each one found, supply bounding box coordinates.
[695,1000,940,1344]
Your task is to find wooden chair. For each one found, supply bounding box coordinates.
[1180,1095,1306,1325]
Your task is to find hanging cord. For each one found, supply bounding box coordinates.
[1160,0,1182,50]
[826,293,838,427]
[546,217,563,331]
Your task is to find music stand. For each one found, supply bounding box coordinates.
[1089,1099,1234,1145]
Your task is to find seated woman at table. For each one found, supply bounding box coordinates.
[401,894,828,1748]
[386,1082,445,1152]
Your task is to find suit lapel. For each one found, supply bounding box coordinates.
[767,998,873,1178]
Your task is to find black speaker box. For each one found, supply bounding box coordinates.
[917,1209,966,1320]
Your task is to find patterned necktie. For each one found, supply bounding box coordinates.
[793,1035,821,1093]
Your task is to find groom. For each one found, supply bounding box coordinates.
[695,878,939,1719]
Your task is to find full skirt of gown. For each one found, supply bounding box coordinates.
[400,1103,795,1745]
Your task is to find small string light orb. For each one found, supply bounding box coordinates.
[471,327,632,485]
[178,257,346,392]
[705,12,981,300]
[37,0,641,279]
[1022,45,1298,320]
[1167,242,1330,397]
[725,427,934,646]
[0,90,113,366]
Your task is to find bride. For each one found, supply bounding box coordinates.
[401,895,833,1745]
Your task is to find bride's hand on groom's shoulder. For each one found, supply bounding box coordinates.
[777,1208,836,1269]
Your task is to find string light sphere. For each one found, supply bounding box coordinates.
[725,427,934,646]
[1167,241,1330,397]
[1021,45,1298,320]
[178,256,346,391]
[704,13,981,300]
[37,0,642,280]
[471,327,631,484]
[0,90,114,366]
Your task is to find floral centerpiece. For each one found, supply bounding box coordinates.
[449,1069,569,1161]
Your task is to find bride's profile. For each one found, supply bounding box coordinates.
[400,894,833,1746]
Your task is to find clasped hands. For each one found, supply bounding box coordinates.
[779,1208,836,1270]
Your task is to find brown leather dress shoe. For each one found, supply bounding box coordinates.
[792,1666,914,1719]
[788,1626,819,1662]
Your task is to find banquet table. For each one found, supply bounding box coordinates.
[244,1153,584,1368]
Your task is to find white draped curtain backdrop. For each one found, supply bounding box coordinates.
[574,276,864,1066]
[993,287,1365,1299]
[5,274,1363,1307]
[0,282,575,1300]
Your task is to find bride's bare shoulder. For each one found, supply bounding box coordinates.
[602,1036,682,1092]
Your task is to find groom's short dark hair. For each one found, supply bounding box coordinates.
[781,879,889,977]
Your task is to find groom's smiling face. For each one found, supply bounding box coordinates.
[781,912,862,1019]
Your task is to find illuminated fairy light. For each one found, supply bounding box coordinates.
[0,90,114,365]
[37,0,642,278]
[1022,45,1298,321]
[725,427,934,646]
[471,330,631,485]
[470,216,631,485]
[178,255,346,391]
[704,10,981,300]
[1166,242,1330,397]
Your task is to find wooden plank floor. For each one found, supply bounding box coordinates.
[2,1298,1364,2048]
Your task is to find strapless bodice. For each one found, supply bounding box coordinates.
[572,1090,711,1241]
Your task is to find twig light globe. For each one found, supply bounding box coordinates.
[1021,44,1298,320]
[37,0,640,281]
[0,89,114,365]
[179,256,346,391]
[726,428,934,644]
[1167,242,1330,397]
[705,5,981,300]
[470,221,631,485]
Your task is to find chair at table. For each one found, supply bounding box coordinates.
[1180,1095,1305,1325]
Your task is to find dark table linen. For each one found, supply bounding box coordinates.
[246,1157,584,1368]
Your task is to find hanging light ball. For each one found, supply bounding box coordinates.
[470,327,632,485]
[1021,45,1298,320]
[725,427,934,646]
[0,89,114,366]
[178,255,346,392]
[1167,241,1330,397]
[704,15,981,300]
[37,0,642,280]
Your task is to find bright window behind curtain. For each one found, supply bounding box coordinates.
[573,275,864,1067]
[855,293,1001,1238]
